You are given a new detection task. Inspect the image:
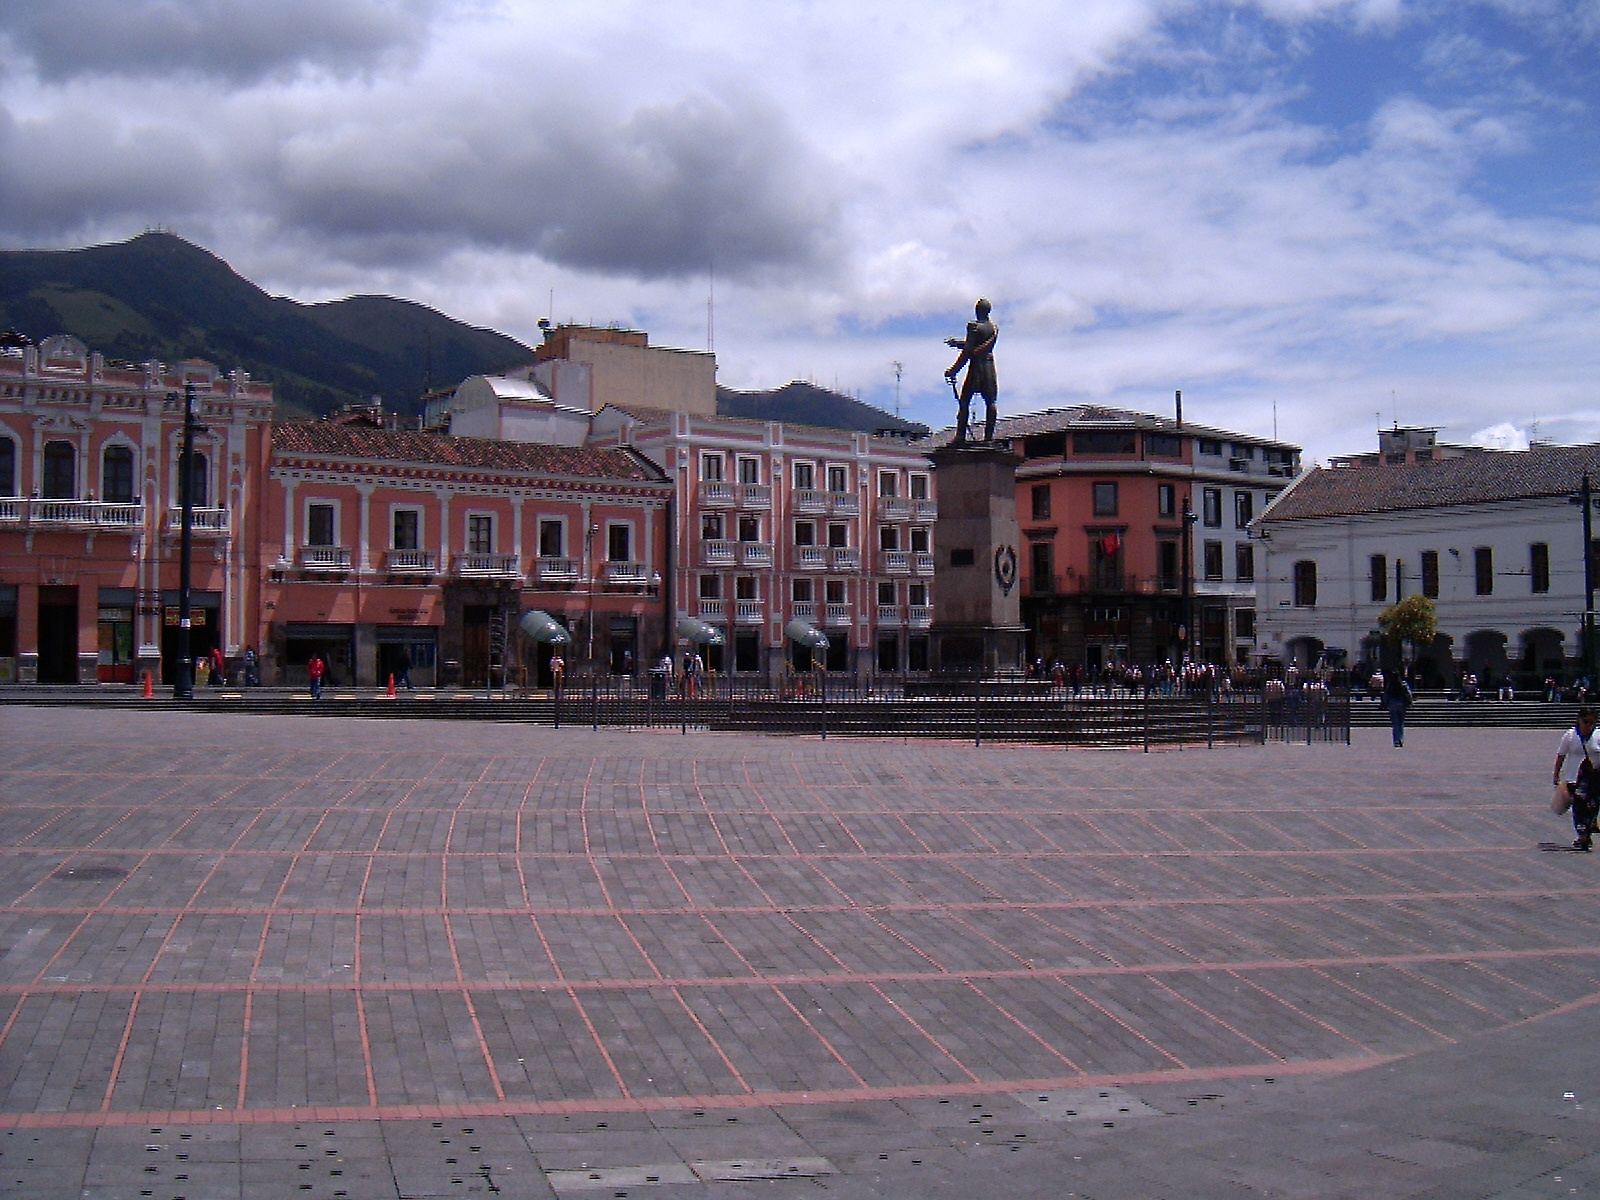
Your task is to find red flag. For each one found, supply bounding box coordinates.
[1099,532,1122,557]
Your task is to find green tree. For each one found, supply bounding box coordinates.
[1377,595,1437,661]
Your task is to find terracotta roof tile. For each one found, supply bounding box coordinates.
[271,422,669,484]
[1262,444,1600,522]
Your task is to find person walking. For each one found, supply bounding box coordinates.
[242,645,259,687]
[395,647,414,691]
[1383,668,1413,747]
[307,652,325,701]
[549,651,565,699]
[1552,706,1600,851]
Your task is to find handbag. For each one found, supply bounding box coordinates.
[1554,783,1575,815]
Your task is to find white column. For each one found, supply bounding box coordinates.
[357,483,373,572]
[281,478,297,563]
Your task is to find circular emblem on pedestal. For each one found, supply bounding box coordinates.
[994,545,1018,595]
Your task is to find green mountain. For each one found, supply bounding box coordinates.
[0,232,535,417]
[717,380,929,437]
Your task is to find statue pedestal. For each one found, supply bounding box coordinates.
[930,443,1025,676]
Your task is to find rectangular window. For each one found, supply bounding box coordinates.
[1235,609,1256,640]
[737,456,760,484]
[1475,546,1493,595]
[735,576,757,600]
[909,527,929,552]
[879,525,900,550]
[1145,433,1182,457]
[1293,560,1317,607]
[1030,484,1051,520]
[793,460,815,489]
[1202,487,1222,527]
[737,515,759,543]
[1421,550,1439,598]
[1157,483,1175,518]
[538,519,563,557]
[0,436,14,496]
[1230,443,1256,460]
[1203,540,1223,581]
[827,523,848,548]
[1198,438,1223,456]
[467,514,493,555]
[1531,542,1550,593]
[308,503,335,546]
[1370,554,1388,602]
[1235,543,1254,581]
[950,548,975,567]
[877,580,896,605]
[101,447,134,503]
[908,582,928,606]
[699,575,721,599]
[1234,491,1253,528]
[825,580,846,604]
[1030,541,1052,590]
[608,524,631,562]
[791,579,812,602]
[1092,481,1118,516]
[1072,430,1137,455]
[910,474,929,500]
[701,453,724,482]
[701,512,724,540]
[793,520,815,546]
[1163,541,1183,588]
[878,471,898,497]
[393,509,420,551]
[827,464,849,492]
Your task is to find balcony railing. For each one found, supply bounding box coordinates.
[384,549,437,573]
[698,481,737,507]
[737,483,772,509]
[824,603,851,626]
[0,499,19,523]
[796,545,827,571]
[829,547,860,571]
[740,541,773,567]
[829,492,860,516]
[700,539,736,567]
[24,499,146,528]
[793,489,828,514]
[912,498,938,521]
[879,550,911,574]
[734,599,764,624]
[791,601,816,620]
[907,605,933,628]
[698,598,725,619]
[164,505,229,534]
[453,552,520,578]
[535,556,580,583]
[877,604,903,627]
[300,545,352,571]
[603,560,649,586]
[913,551,935,576]
[877,496,913,521]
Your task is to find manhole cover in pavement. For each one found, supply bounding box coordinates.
[51,865,127,881]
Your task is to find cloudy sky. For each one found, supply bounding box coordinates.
[1,0,1597,461]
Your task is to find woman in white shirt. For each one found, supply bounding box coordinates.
[1552,707,1600,851]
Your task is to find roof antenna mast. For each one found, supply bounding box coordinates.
[706,262,714,354]
[893,361,903,419]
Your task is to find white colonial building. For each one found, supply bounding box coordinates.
[1254,444,1600,686]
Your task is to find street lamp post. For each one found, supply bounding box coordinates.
[171,382,206,700]
[1180,495,1198,663]
[1581,472,1596,688]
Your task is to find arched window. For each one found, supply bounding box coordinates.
[189,451,209,508]
[42,441,75,499]
[0,437,15,497]
[102,445,135,504]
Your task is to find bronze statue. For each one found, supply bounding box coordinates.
[945,297,998,443]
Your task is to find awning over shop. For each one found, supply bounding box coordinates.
[784,619,830,650]
[676,617,725,646]
[519,610,572,645]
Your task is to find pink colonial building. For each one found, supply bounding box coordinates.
[0,334,272,684]
[591,406,936,675]
[262,417,673,688]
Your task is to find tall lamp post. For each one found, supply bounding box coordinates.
[1179,495,1198,663]
[171,381,206,700]
[1574,471,1597,689]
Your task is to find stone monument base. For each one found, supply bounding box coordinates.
[933,623,1026,677]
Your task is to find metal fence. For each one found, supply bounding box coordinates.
[544,673,1352,748]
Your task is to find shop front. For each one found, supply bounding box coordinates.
[280,623,355,687]
[376,626,439,688]
[0,584,15,683]
[96,587,137,683]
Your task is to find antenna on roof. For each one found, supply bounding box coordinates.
[706,262,714,354]
[1272,399,1278,443]
[893,361,903,418]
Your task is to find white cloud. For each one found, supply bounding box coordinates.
[1470,422,1530,450]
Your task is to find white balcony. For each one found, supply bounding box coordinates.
[829,492,860,517]
[912,498,938,521]
[535,555,580,583]
[164,505,229,535]
[698,598,725,619]
[385,549,437,574]
[603,560,649,586]
[453,552,520,578]
[737,483,772,510]
[824,603,851,626]
[740,541,773,567]
[300,545,352,571]
[700,539,736,567]
[698,480,737,507]
[913,551,935,576]
[877,496,913,521]
[27,499,145,528]
[880,550,911,574]
[0,498,19,523]
[908,605,933,629]
[793,489,828,514]
[734,599,764,624]
[830,547,860,571]
[790,601,816,620]
[796,545,827,571]
[877,604,903,628]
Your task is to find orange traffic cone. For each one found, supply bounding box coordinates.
[387,673,396,699]
[142,671,154,700]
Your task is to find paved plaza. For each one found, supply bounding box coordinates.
[0,707,1597,1198]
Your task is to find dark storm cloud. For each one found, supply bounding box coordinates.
[272,93,837,280]
[0,0,452,82]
